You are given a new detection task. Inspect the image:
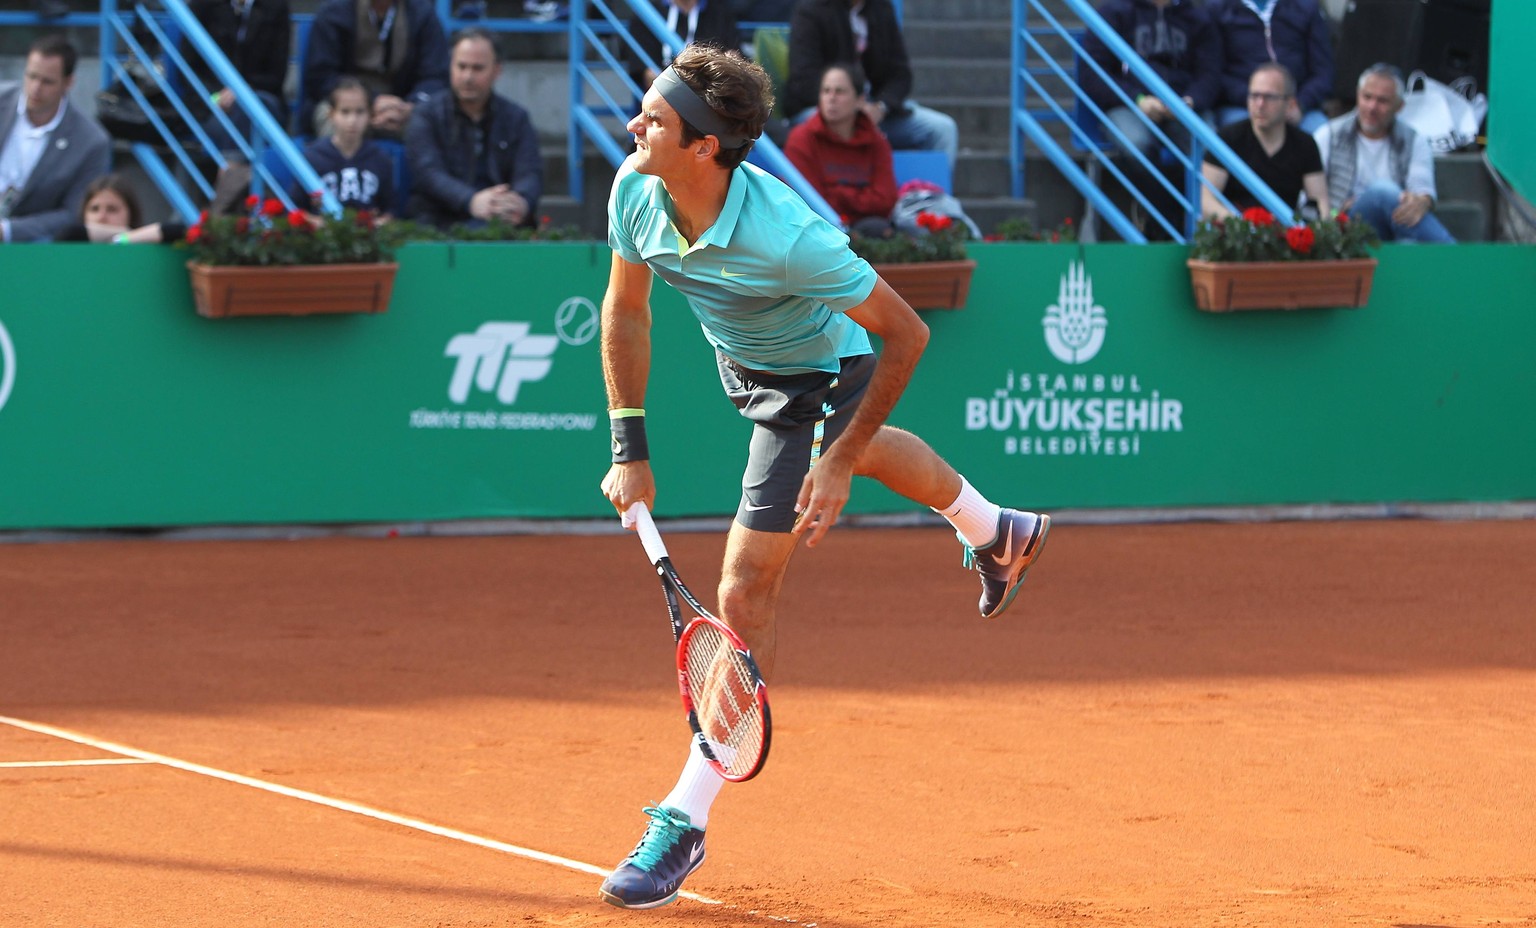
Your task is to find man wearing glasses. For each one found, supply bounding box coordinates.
[1313,63,1455,243]
[1199,62,1327,220]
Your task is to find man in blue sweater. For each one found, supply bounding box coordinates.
[1081,0,1223,163]
[301,0,449,139]
[1211,0,1334,134]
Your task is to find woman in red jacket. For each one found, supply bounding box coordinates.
[783,62,898,236]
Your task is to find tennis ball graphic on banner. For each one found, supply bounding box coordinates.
[0,320,15,416]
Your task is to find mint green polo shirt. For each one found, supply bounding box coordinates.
[608,156,876,375]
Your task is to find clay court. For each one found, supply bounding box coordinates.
[2,517,1533,927]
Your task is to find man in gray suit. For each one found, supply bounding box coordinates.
[0,35,112,243]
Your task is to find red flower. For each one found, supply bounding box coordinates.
[1335,212,1348,226]
[234,217,249,235]
[1242,207,1276,227]
[244,194,260,211]
[261,198,285,217]
[356,210,375,229]
[1284,225,1315,255]
[915,211,936,231]
[287,209,309,228]
[186,224,203,244]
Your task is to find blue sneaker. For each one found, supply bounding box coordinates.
[963,509,1050,619]
[598,805,706,909]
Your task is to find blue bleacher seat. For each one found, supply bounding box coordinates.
[891,149,952,194]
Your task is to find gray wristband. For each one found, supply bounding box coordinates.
[610,415,649,463]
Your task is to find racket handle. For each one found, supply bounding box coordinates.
[624,500,671,565]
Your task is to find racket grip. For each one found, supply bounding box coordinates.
[625,501,671,565]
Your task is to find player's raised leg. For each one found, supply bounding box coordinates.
[855,425,1050,619]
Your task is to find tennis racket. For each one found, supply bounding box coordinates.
[623,501,772,782]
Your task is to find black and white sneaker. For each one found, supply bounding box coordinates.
[598,805,706,909]
[963,509,1050,619]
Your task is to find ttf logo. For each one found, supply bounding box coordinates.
[1042,261,1107,365]
[445,322,561,405]
[0,319,15,415]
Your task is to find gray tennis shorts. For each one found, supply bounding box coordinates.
[716,351,876,533]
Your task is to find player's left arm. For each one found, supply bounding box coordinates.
[793,279,928,546]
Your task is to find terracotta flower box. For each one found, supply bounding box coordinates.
[1187,258,1377,312]
[873,259,977,311]
[187,261,398,318]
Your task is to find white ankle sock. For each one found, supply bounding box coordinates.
[659,737,724,830]
[933,476,1003,548]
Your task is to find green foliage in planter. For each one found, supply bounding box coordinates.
[185,199,594,266]
[987,215,1078,243]
[378,216,590,245]
[849,211,969,264]
[185,199,393,266]
[1190,208,1378,262]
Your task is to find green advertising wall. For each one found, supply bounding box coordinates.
[1487,0,1534,202]
[1,243,1533,531]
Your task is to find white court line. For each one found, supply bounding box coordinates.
[0,715,724,907]
[0,758,153,768]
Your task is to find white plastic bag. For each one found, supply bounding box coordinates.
[1399,70,1487,153]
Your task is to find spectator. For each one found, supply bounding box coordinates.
[627,0,741,90]
[302,0,449,140]
[295,78,397,214]
[55,173,188,244]
[1200,63,1327,219]
[784,0,958,167]
[405,28,542,230]
[183,0,291,159]
[1081,0,1222,164]
[1212,0,1333,134]
[783,61,897,235]
[0,35,112,243]
[1313,63,1454,243]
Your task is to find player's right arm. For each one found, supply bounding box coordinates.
[600,252,658,516]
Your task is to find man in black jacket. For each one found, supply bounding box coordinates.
[626,0,741,89]
[301,0,449,139]
[184,0,291,155]
[404,28,541,229]
[1080,0,1221,161]
[783,0,957,166]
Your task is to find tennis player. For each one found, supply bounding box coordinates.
[597,43,1049,909]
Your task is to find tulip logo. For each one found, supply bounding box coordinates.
[1042,261,1106,365]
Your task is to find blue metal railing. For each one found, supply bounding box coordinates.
[96,0,339,221]
[565,0,839,226]
[13,0,832,229]
[1011,0,1295,243]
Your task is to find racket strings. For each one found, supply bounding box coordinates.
[683,625,765,777]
